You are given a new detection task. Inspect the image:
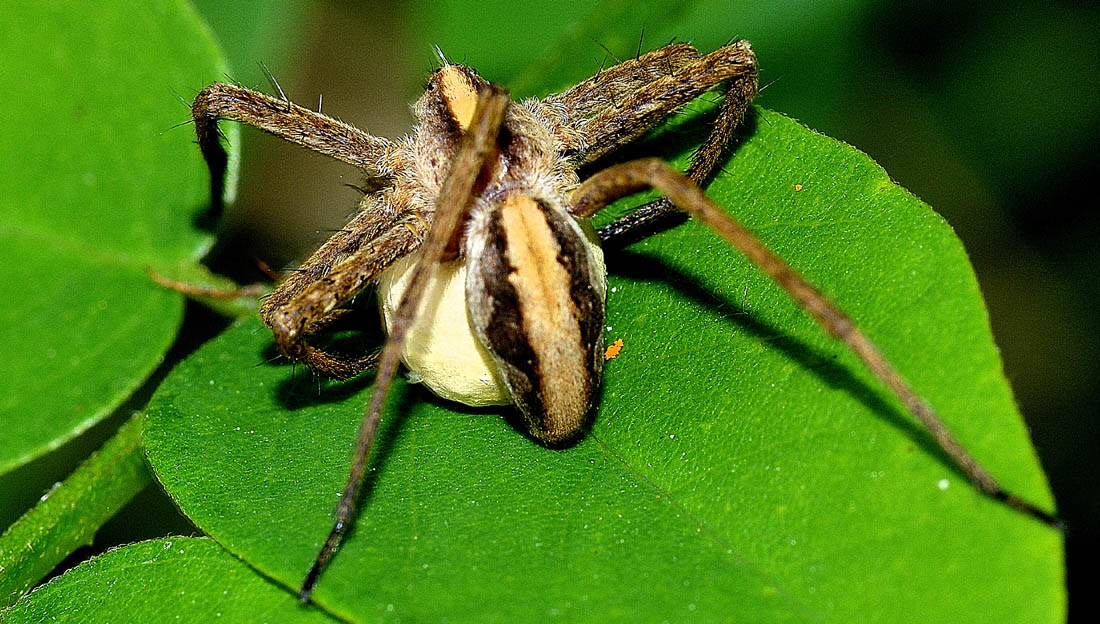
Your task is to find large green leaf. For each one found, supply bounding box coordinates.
[144,106,1063,621]
[0,0,230,477]
[0,538,336,623]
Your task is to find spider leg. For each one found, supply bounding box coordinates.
[191,82,393,212]
[572,41,757,168]
[263,194,401,313]
[572,158,1061,529]
[298,84,511,602]
[262,209,423,380]
[599,54,758,244]
[559,41,758,246]
[148,270,268,300]
[549,43,701,122]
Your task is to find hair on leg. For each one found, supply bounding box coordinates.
[574,41,756,166]
[192,83,393,212]
[548,43,701,123]
[262,214,424,380]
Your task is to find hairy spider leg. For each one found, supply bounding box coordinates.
[191,83,413,377]
[567,41,757,168]
[546,41,759,245]
[192,82,392,213]
[264,214,423,379]
[549,42,703,121]
[567,41,756,244]
[595,43,760,244]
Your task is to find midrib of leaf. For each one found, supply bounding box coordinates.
[0,219,196,273]
[588,430,820,620]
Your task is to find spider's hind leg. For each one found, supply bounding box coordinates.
[572,158,1061,529]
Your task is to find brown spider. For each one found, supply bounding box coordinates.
[189,41,1058,601]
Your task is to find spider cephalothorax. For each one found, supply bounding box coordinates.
[188,40,1057,601]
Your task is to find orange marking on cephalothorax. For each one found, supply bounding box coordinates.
[439,66,477,131]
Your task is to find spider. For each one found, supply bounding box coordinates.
[188,40,1058,601]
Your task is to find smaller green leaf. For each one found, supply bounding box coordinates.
[0,415,149,607]
[0,538,337,623]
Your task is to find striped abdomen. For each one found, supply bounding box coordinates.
[465,195,607,444]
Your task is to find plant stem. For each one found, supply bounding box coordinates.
[0,413,150,607]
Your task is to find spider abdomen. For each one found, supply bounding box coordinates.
[376,252,511,407]
[377,194,606,445]
[466,195,607,444]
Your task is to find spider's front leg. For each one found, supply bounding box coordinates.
[567,41,757,168]
[549,42,702,121]
[189,81,406,377]
[298,84,512,602]
[260,208,425,380]
[191,82,393,212]
[550,41,758,243]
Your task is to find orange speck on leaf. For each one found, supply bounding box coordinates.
[794,183,804,191]
[604,338,624,360]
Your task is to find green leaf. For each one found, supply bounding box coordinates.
[0,538,337,623]
[0,0,232,478]
[144,107,1063,621]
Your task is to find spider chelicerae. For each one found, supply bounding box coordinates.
[188,40,1058,600]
